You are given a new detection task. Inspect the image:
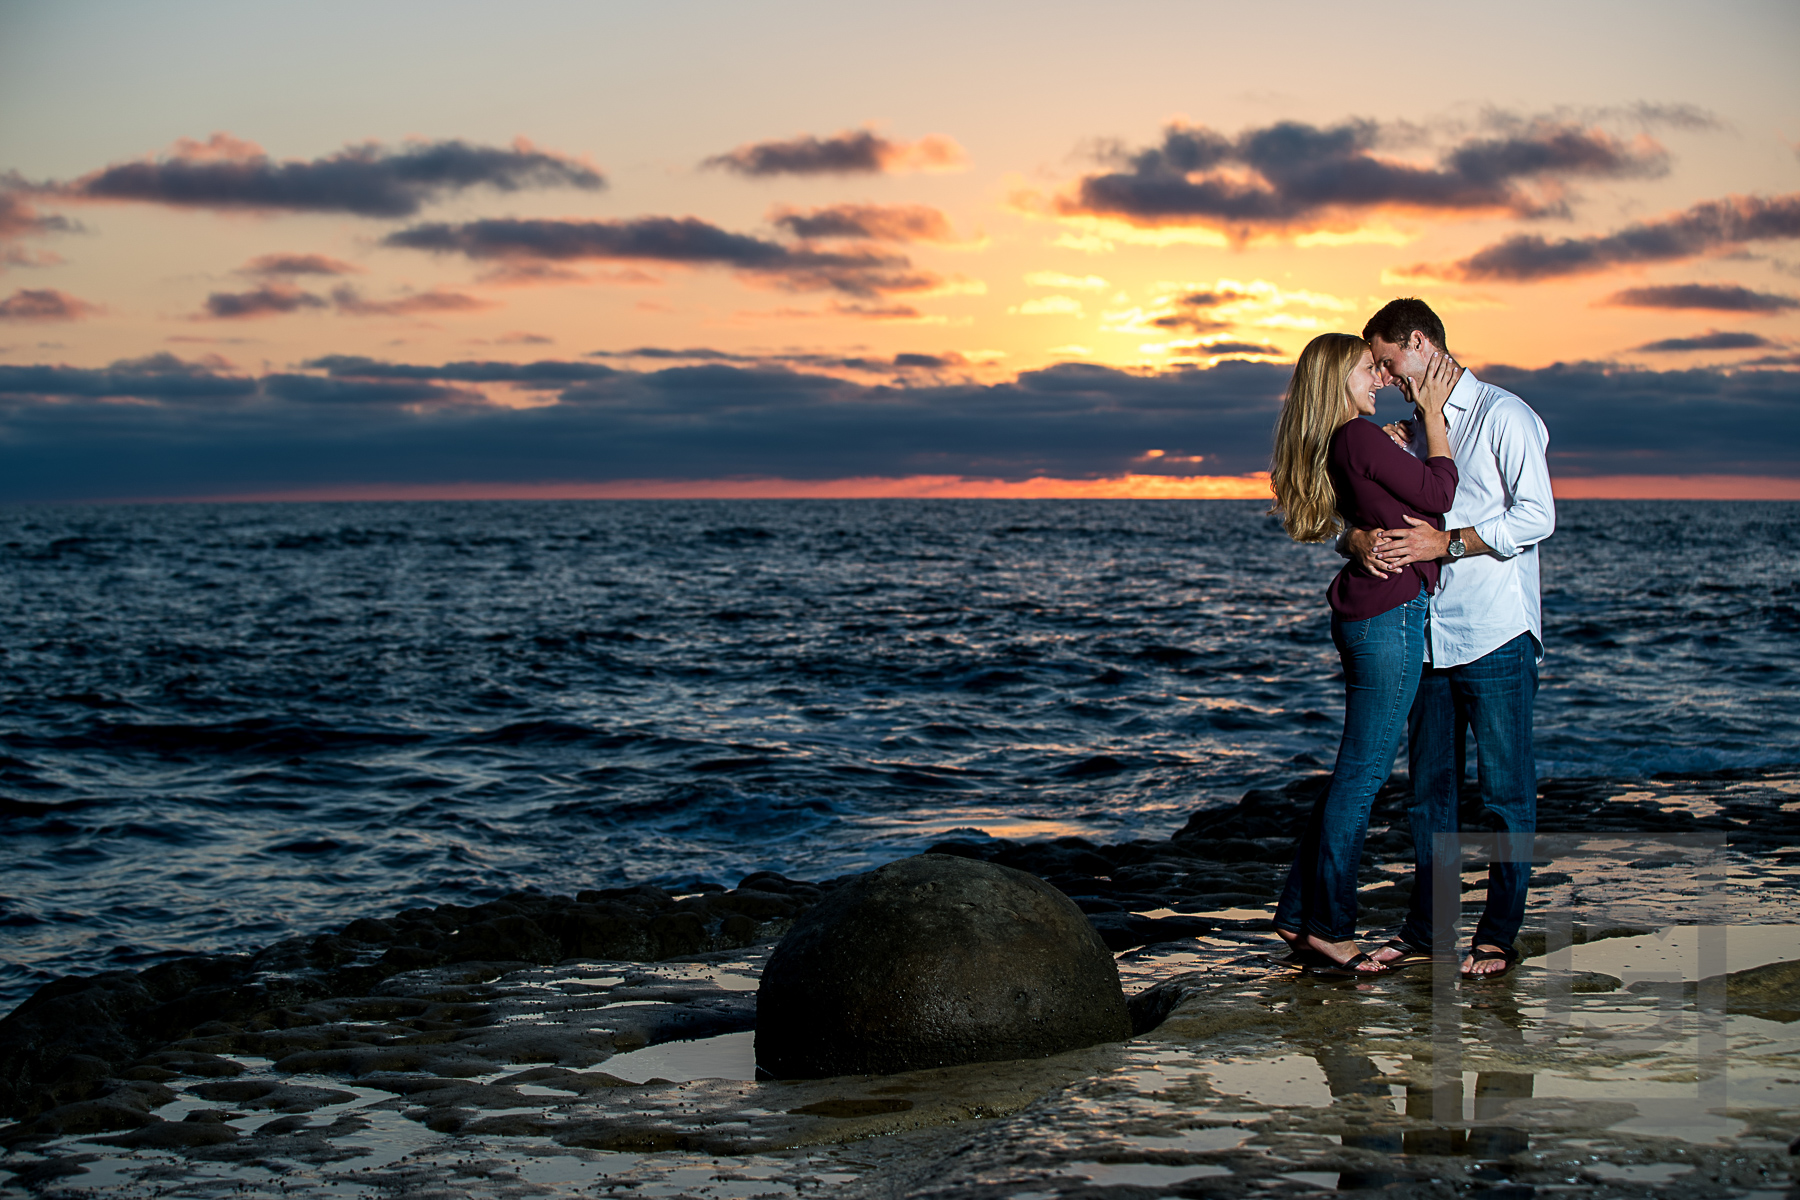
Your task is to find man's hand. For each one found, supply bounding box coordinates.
[1383,419,1413,449]
[1373,514,1452,570]
[1343,527,1400,578]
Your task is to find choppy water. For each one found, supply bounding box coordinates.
[2,499,1796,1011]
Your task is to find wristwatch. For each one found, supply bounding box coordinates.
[1446,529,1467,559]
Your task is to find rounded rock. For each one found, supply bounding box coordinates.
[754,853,1130,1078]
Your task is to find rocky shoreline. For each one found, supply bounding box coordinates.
[2,765,1798,1196]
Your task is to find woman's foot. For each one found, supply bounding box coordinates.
[1301,933,1389,974]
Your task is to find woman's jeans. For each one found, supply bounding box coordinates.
[1275,587,1428,942]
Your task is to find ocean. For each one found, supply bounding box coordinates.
[2,498,1796,1012]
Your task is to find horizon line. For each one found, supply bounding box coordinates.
[11,472,1800,505]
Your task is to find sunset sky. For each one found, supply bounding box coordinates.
[2,0,1796,502]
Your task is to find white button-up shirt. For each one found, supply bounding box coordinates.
[1419,369,1556,667]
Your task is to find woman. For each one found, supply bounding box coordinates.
[1268,333,1456,975]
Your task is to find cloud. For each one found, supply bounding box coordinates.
[202,283,329,319]
[305,355,618,387]
[1058,116,1669,230]
[0,288,100,321]
[1426,192,1800,280]
[474,262,661,288]
[196,282,495,320]
[384,216,942,298]
[2,353,1797,501]
[0,191,80,269]
[1107,279,1350,337]
[239,253,363,277]
[1148,289,1252,332]
[0,353,255,401]
[702,130,965,177]
[1024,272,1110,290]
[1175,340,1283,356]
[1600,282,1798,313]
[0,192,77,240]
[1011,295,1084,316]
[57,133,603,217]
[260,374,476,406]
[1633,330,1774,353]
[828,301,932,320]
[328,286,496,317]
[770,203,956,242]
[585,346,975,374]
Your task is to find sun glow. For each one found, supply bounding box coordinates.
[174,473,1279,503]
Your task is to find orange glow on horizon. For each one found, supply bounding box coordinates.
[167,473,1279,503]
[1548,475,1800,500]
[137,472,1800,504]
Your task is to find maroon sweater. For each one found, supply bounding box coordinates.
[1324,417,1459,620]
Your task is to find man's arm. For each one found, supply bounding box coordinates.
[1372,399,1553,570]
[1470,404,1554,556]
[1372,517,1489,569]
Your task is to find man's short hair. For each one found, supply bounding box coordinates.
[1363,298,1447,353]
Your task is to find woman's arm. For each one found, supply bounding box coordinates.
[1352,351,1458,514]
[1411,352,1454,463]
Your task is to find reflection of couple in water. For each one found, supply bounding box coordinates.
[1269,298,1555,980]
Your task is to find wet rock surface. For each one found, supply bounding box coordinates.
[755,854,1129,1078]
[0,873,817,1124]
[2,766,1798,1197]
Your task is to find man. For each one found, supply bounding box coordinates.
[1345,298,1555,978]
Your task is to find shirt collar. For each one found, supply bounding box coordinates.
[1444,366,1479,413]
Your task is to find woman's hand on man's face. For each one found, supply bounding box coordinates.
[1409,351,1457,417]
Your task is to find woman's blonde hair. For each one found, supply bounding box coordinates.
[1270,332,1366,543]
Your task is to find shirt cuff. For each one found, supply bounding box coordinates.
[1472,515,1516,559]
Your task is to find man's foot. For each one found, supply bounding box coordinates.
[1369,937,1438,968]
[1301,934,1390,974]
[1461,942,1519,979]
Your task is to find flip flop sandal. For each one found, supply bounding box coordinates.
[1268,944,1339,970]
[1461,944,1521,980]
[1375,938,1441,969]
[1309,951,1393,978]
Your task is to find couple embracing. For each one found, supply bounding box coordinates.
[1269,298,1555,980]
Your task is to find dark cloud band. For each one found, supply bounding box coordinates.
[196,284,492,320]
[1,353,1795,502]
[1602,283,1798,313]
[60,135,603,218]
[1061,117,1668,228]
[1434,193,1800,280]
[1634,331,1773,353]
[383,216,937,298]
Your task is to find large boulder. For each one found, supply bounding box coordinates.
[755,854,1131,1078]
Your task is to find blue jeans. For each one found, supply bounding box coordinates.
[1398,632,1539,954]
[1275,587,1428,942]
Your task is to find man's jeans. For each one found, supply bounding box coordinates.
[1398,632,1539,954]
[1275,586,1428,942]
